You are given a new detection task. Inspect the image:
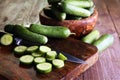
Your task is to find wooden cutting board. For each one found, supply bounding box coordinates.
[0,37,98,80]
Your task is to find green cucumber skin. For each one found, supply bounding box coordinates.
[29,24,71,38]
[51,6,66,21]
[63,0,94,8]
[4,25,48,44]
[93,34,114,52]
[82,30,100,44]
[60,2,91,17]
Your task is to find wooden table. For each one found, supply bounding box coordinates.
[0,0,120,80]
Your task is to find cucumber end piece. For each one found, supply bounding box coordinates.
[0,34,13,46]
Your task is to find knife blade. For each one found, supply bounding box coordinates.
[55,49,87,64]
[0,31,87,64]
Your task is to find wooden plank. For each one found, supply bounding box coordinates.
[75,0,120,80]
[0,0,47,30]
[104,0,120,37]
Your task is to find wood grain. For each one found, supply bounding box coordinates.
[0,38,98,80]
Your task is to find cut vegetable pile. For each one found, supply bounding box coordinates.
[14,45,67,73]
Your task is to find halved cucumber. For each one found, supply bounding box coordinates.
[0,33,13,46]
[14,45,27,55]
[34,57,46,64]
[20,55,34,65]
[58,53,67,60]
[39,46,51,53]
[36,62,52,73]
[27,46,38,53]
[52,59,64,68]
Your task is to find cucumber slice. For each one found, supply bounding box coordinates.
[36,62,52,73]
[46,51,57,59]
[34,57,46,64]
[32,52,42,57]
[0,33,13,46]
[52,59,64,68]
[27,46,38,53]
[58,53,67,60]
[14,45,27,55]
[20,55,34,65]
[39,46,51,53]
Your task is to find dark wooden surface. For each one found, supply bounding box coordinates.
[0,0,120,80]
[0,37,98,80]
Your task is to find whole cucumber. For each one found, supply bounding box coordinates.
[51,6,66,21]
[59,2,91,17]
[29,24,72,38]
[93,34,114,52]
[63,0,94,8]
[82,30,100,44]
[4,25,48,44]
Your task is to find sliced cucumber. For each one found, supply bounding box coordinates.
[0,33,13,46]
[46,51,57,59]
[36,62,52,73]
[32,52,42,57]
[39,46,51,53]
[52,59,64,68]
[58,53,67,60]
[20,55,34,65]
[27,46,38,53]
[34,57,46,64]
[14,45,27,55]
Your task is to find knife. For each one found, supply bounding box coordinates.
[0,31,87,64]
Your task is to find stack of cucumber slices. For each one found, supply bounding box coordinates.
[14,45,67,74]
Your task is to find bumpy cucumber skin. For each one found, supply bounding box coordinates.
[82,30,100,44]
[29,24,71,38]
[5,25,48,44]
[63,0,94,8]
[93,34,114,52]
[60,2,91,17]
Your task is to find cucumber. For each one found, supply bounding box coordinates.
[14,45,27,55]
[63,0,94,8]
[82,30,100,44]
[39,46,51,54]
[52,59,64,68]
[59,2,91,17]
[20,55,34,65]
[27,46,38,53]
[4,24,48,44]
[93,34,114,52]
[58,53,67,60]
[36,62,52,73]
[32,52,42,57]
[51,6,66,21]
[46,51,57,58]
[66,14,82,20]
[46,51,57,61]
[0,33,13,46]
[29,24,72,38]
[34,57,46,64]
